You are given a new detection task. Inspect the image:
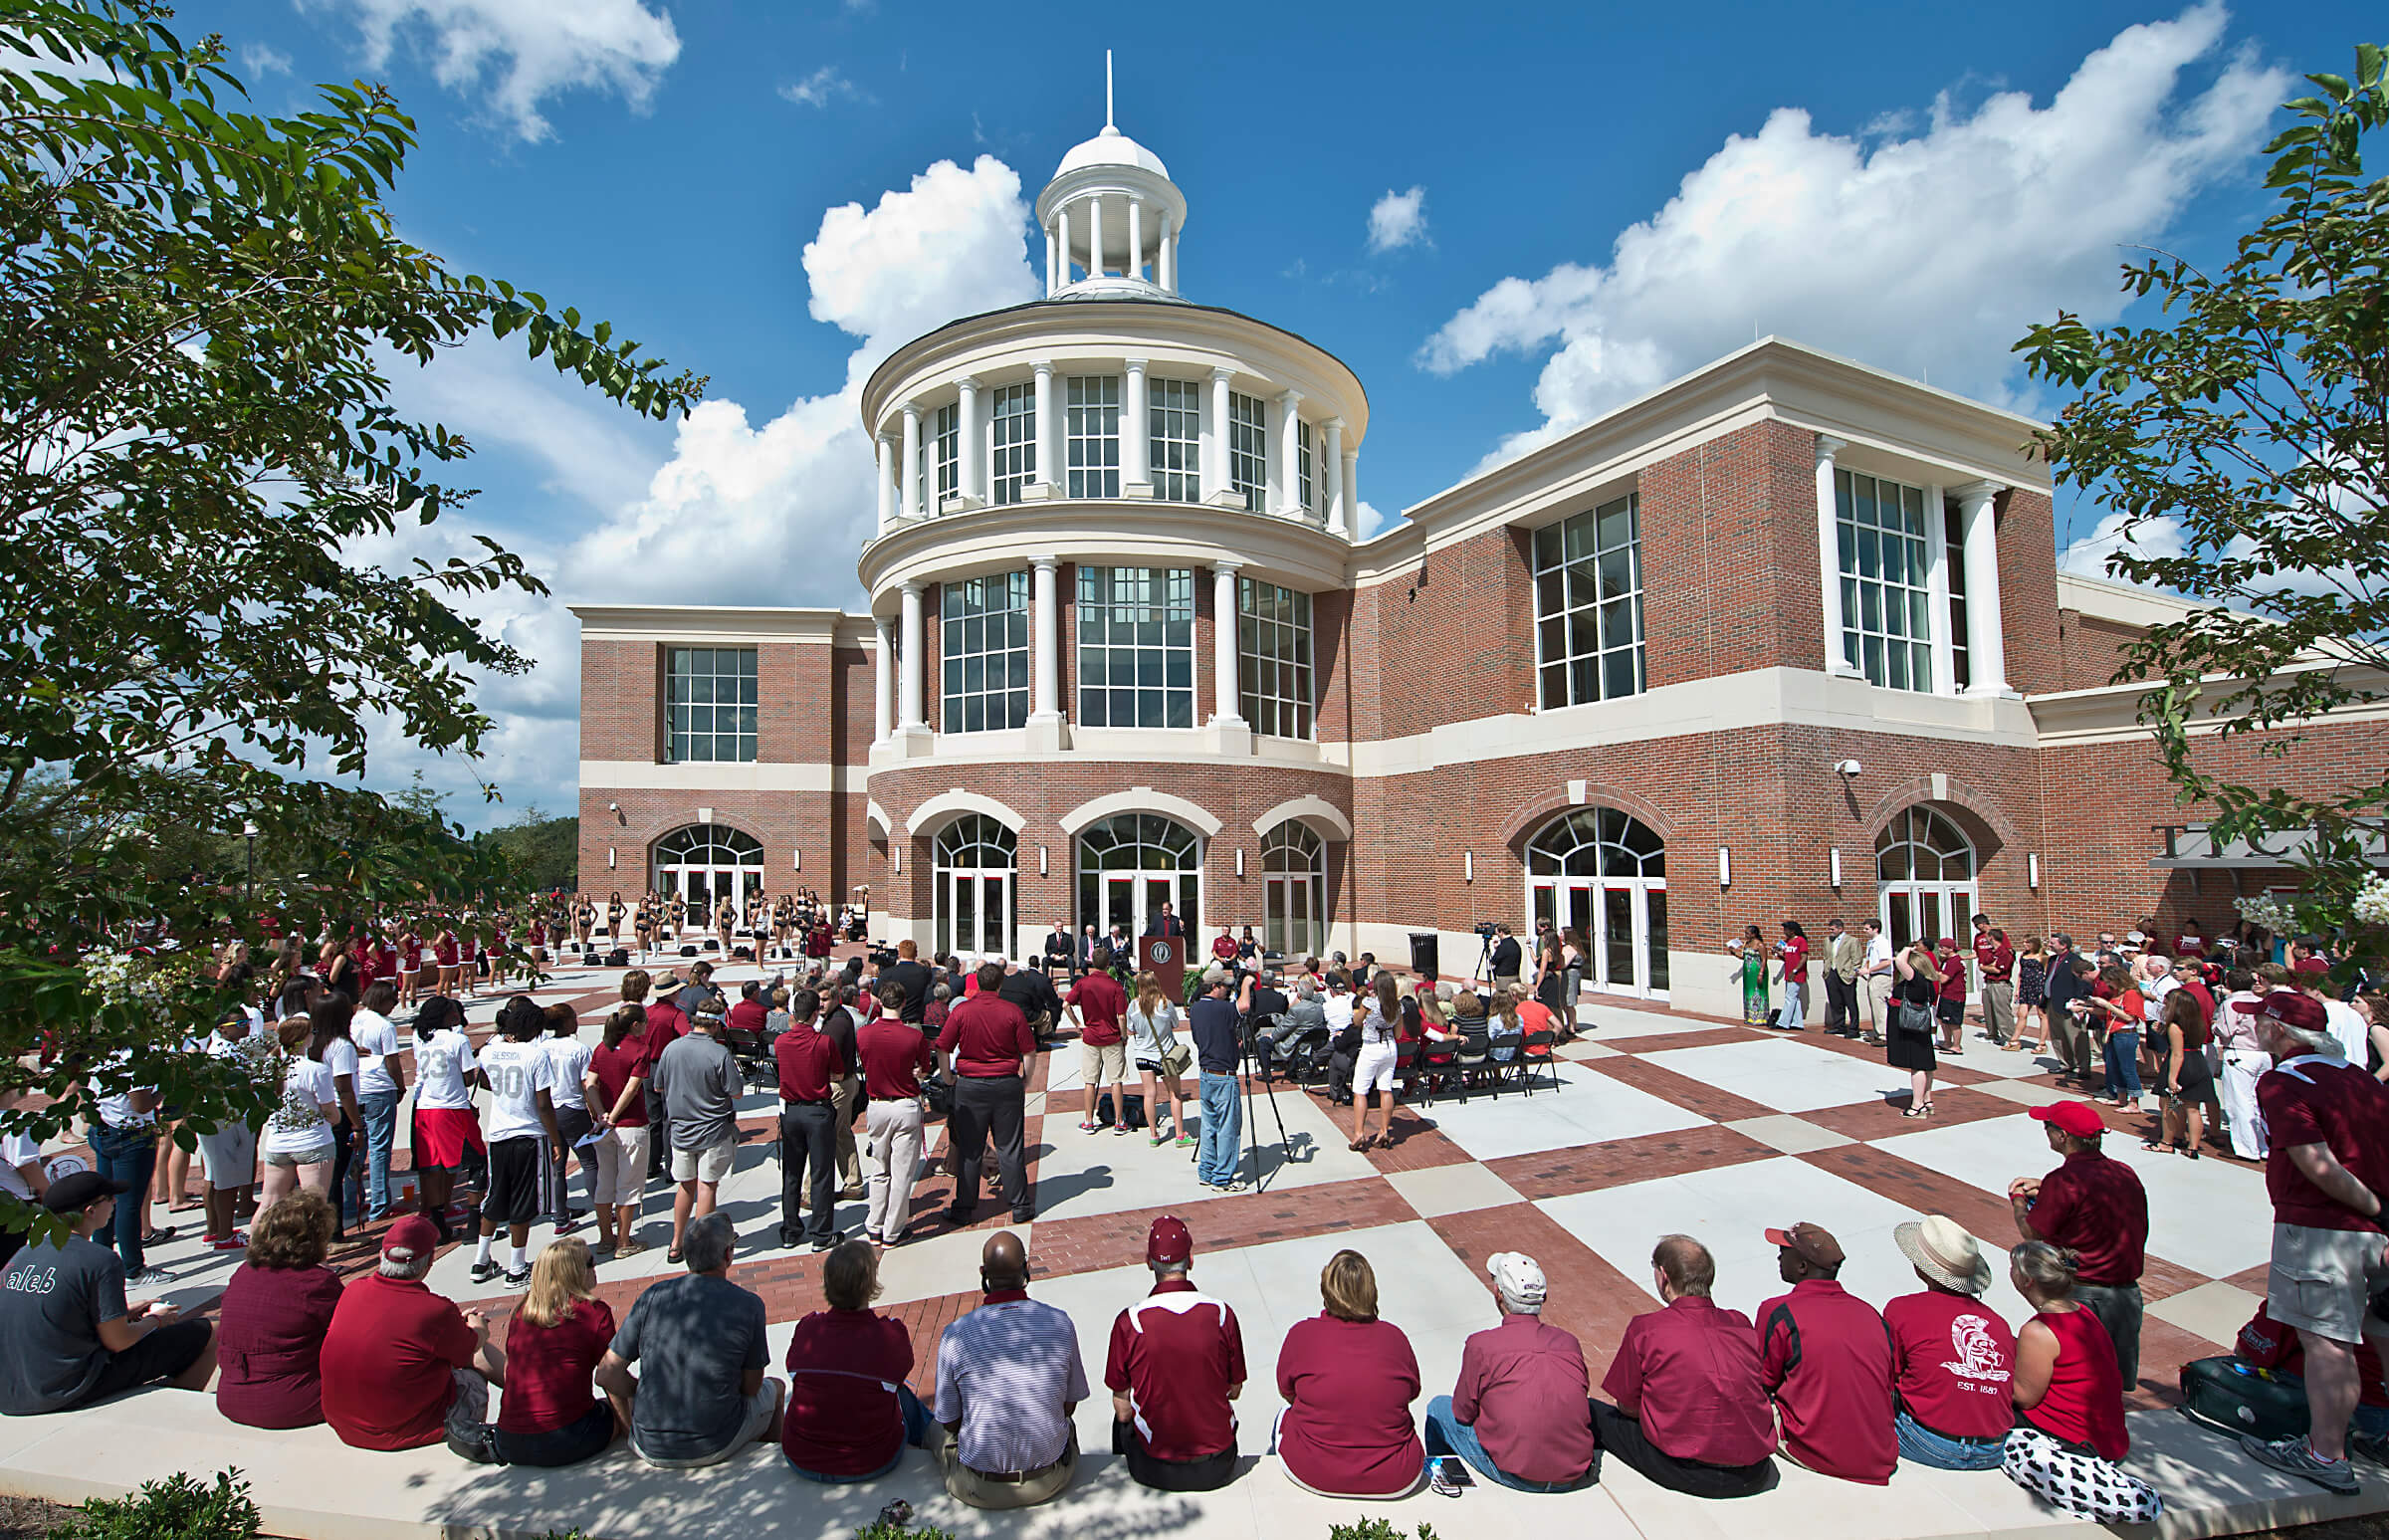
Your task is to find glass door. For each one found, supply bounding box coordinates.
[978,873,1011,960]
[1104,873,1136,944]
[1645,887,1669,994]
[1600,885,1635,992]
[684,871,711,933]
[1879,883,1976,985]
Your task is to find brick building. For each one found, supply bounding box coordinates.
[574,111,2379,1017]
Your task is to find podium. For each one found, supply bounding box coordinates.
[1138,936,1186,1002]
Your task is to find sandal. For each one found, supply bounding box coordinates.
[2141,1140,2172,1154]
[666,1247,683,1265]
[1902,1105,1929,1118]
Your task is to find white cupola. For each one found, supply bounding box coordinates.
[1032,53,1189,301]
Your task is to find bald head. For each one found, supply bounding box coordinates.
[1651,1233,1715,1299]
[980,1229,1027,1291]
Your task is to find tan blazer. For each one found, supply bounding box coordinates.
[1827,932,1862,984]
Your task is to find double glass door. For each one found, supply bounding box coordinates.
[1880,882,1978,987]
[938,870,1012,962]
[663,867,761,931]
[1101,873,1192,944]
[1539,880,1670,998]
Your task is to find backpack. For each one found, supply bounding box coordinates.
[2177,1357,2308,1442]
[1094,1088,1146,1131]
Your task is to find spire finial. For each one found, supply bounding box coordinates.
[1104,50,1115,131]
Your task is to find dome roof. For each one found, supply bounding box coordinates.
[1055,124,1169,180]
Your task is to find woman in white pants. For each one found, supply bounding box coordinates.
[1347,975,1403,1152]
[2211,975,2271,1160]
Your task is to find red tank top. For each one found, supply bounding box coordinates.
[2022,1306,2128,1460]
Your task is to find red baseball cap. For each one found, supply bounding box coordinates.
[380,1214,443,1263]
[1146,1215,1193,1266]
[2257,990,2328,1033]
[2031,1100,2105,1139]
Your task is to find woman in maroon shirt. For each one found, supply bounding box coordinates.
[783,1240,931,1480]
[496,1238,622,1466]
[215,1189,343,1428]
[1274,1250,1423,1498]
[2004,1241,2161,1522]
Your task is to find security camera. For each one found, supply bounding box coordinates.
[607,801,619,812]
[1834,760,1862,777]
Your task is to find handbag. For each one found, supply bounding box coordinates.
[1159,1039,1194,1078]
[1895,999,1937,1038]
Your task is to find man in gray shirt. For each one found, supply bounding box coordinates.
[649,1003,741,1264]
[596,1213,782,1466]
[929,1230,1087,1508]
[0,1172,215,1415]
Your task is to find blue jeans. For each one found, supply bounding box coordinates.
[359,1089,401,1219]
[1777,979,1805,1028]
[1893,1409,2005,1470]
[90,1123,155,1273]
[785,1385,932,1483]
[1422,1395,1589,1492]
[2104,1030,2142,1101]
[1197,1071,1240,1187]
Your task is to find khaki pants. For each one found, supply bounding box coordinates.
[864,1097,925,1241]
[1982,980,2015,1043]
[928,1423,1077,1509]
[1861,975,1893,1037]
[831,1073,862,1192]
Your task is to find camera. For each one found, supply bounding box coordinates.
[1474,922,1498,939]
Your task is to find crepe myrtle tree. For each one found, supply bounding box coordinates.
[0,0,705,1244]
[2016,43,2389,972]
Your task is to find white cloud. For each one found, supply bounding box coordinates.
[779,64,868,110]
[1419,4,2286,469]
[1367,185,1428,254]
[312,0,680,141]
[240,44,294,79]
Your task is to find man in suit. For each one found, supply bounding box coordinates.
[1144,902,1185,940]
[1043,921,1077,980]
[1822,919,1862,1039]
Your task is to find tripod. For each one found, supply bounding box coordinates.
[1472,929,1498,987]
[1238,1023,1292,1194]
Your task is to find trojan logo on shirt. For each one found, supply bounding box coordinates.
[1942,1315,2013,1388]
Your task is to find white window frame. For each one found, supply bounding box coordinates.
[1150,377,1200,503]
[1835,469,1937,693]
[989,382,1034,506]
[940,571,1030,733]
[1228,391,1267,512]
[665,647,758,764]
[929,402,959,508]
[1237,577,1314,740]
[1297,417,1315,516]
[1531,493,1645,709]
[1075,566,1194,729]
[1066,375,1120,499]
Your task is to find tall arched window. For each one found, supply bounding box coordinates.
[1523,807,1668,997]
[651,823,765,931]
[1261,821,1324,959]
[934,815,1017,962]
[1876,806,1978,956]
[1077,813,1201,944]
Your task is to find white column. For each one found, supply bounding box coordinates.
[1029,556,1061,722]
[875,433,895,530]
[1056,203,1073,288]
[1031,360,1057,494]
[873,616,893,743]
[898,581,925,730]
[1122,358,1150,493]
[1323,418,1347,536]
[1127,197,1144,283]
[957,376,982,505]
[1277,390,1304,518]
[1815,436,1859,677]
[1160,215,1176,293]
[900,403,923,521]
[1210,561,1244,727]
[1044,224,1057,298]
[1208,367,1234,501]
[1954,481,2011,695]
[1340,446,1359,541]
[1087,195,1105,280]
[1923,482,1955,694]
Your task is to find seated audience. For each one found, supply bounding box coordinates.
[597,1212,783,1467]
[321,1214,507,1459]
[496,1238,623,1467]
[1423,1250,1596,1493]
[215,1189,342,1429]
[1756,1220,1896,1482]
[1107,1216,1245,1492]
[930,1230,1087,1508]
[1274,1248,1423,1498]
[2004,1240,2161,1523]
[0,1172,216,1415]
[783,1239,932,1482]
[1885,1216,2017,1469]
[1593,1234,1779,1497]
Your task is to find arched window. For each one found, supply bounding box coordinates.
[1077,813,1201,943]
[1875,806,1979,955]
[1523,807,1668,997]
[651,823,765,932]
[933,814,1017,962]
[1261,821,1324,959]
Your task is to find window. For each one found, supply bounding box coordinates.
[929,402,959,509]
[1238,578,1314,739]
[1296,417,1314,516]
[665,647,757,763]
[1076,566,1194,729]
[1943,495,1969,692]
[1876,805,1975,882]
[1150,378,1200,502]
[940,572,1030,733]
[1066,375,1120,499]
[1531,493,1645,708]
[1228,391,1266,512]
[1077,812,1201,941]
[934,814,1016,961]
[1836,470,1935,692]
[1524,807,1668,996]
[651,823,765,927]
[990,383,1034,505]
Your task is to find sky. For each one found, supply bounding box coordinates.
[172,0,2376,827]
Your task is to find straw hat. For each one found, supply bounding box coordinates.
[1894,1214,1994,1295]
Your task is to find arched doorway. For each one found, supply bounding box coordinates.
[651,823,764,932]
[1260,821,1324,959]
[1525,807,1668,998]
[1077,812,1202,945]
[934,814,1017,963]
[1877,805,1977,956]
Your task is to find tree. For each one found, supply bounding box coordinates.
[0,1,704,1243]
[484,805,578,893]
[2016,43,2389,966]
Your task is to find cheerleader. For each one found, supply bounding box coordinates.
[456,921,481,999]
[574,892,594,955]
[398,926,425,1009]
[634,898,656,962]
[666,890,687,939]
[605,890,624,941]
[714,896,736,956]
[433,924,461,996]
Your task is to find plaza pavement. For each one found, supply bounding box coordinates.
[3,949,2382,1540]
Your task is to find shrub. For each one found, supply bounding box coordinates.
[51,1471,259,1540]
[1326,1521,1439,1540]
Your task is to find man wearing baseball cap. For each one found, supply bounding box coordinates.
[1755,1221,1895,1483]
[1885,1216,2016,1468]
[2236,990,2389,1493]
[2007,1100,2148,1392]
[1423,1250,1596,1494]
[1104,1216,1245,1492]
[0,1172,216,1415]
[320,1214,505,1459]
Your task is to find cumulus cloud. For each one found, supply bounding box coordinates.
[240,44,294,78]
[1367,185,1428,254]
[1418,4,2285,469]
[779,64,868,110]
[310,0,680,141]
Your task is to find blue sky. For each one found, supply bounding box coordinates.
[183,0,2375,824]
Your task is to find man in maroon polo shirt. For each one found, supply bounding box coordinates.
[1105,1216,1244,1491]
[938,962,1038,1224]
[1593,1234,1779,1497]
[2007,1100,2148,1390]
[773,989,845,1253]
[1755,1221,1896,1483]
[1425,1250,1596,1493]
[1973,916,2016,1047]
[857,978,934,1247]
[1067,960,1130,1134]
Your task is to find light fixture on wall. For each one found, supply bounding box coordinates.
[2029,853,2042,890]
[791,848,800,870]
[1831,847,1844,888]
[1833,760,1862,777]
[1038,844,1048,878]
[893,847,901,875]
[1236,848,1245,878]
[1464,851,1474,883]
[1718,846,1731,887]
[606,846,616,869]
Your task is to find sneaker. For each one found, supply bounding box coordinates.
[209,1232,249,1251]
[503,1265,533,1289]
[125,1265,173,1287]
[2349,1431,2389,1468]
[810,1234,840,1253]
[1176,1132,1197,1149]
[2241,1434,2362,1494]
[469,1259,502,1284]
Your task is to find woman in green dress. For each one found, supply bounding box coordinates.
[1736,924,1771,1025]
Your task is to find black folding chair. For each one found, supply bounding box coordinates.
[1514,1029,1558,1095]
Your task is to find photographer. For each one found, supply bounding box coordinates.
[1488,925,1523,990]
[997,961,1065,1049]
